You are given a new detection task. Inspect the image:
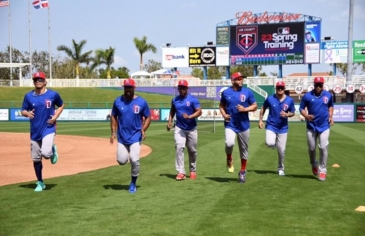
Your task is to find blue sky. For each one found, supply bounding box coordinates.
[0,0,364,77]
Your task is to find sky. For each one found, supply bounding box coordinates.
[0,0,364,77]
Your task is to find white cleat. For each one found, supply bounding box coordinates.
[278,170,285,176]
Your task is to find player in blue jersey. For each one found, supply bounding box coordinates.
[167,80,202,181]
[258,81,295,176]
[110,78,151,193]
[219,72,257,183]
[21,72,65,192]
[299,77,334,181]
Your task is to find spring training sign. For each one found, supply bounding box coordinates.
[236,11,302,25]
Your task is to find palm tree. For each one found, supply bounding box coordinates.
[57,39,93,80]
[133,36,157,71]
[91,47,115,79]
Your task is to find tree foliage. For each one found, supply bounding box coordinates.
[92,47,115,79]
[133,36,157,70]
[143,59,162,73]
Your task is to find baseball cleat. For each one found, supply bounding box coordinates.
[175,173,186,181]
[128,183,137,193]
[189,172,197,180]
[34,181,46,192]
[278,170,285,176]
[51,145,58,164]
[227,159,234,173]
[318,172,326,181]
[238,170,246,183]
[312,166,319,176]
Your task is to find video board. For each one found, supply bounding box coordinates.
[230,22,305,65]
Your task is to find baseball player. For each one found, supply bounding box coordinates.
[21,72,65,192]
[110,78,151,193]
[299,77,334,181]
[219,72,257,183]
[167,80,202,180]
[258,81,295,176]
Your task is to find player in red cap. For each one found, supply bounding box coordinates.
[299,77,334,181]
[219,72,257,183]
[110,78,151,193]
[167,80,202,180]
[21,72,65,192]
[258,81,295,176]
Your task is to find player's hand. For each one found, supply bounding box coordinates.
[47,115,57,124]
[280,110,288,118]
[28,109,35,119]
[258,121,264,129]
[110,133,116,145]
[141,130,146,140]
[167,121,172,131]
[306,114,314,121]
[223,114,231,122]
[236,104,246,112]
[329,117,334,126]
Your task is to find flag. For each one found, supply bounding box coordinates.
[0,0,9,7]
[32,0,48,9]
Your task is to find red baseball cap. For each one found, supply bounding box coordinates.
[314,77,324,84]
[231,72,245,80]
[276,81,285,87]
[32,72,46,80]
[123,78,136,87]
[178,80,188,87]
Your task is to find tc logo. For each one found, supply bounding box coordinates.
[236,25,258,54]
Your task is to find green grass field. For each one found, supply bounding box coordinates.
[0,121,365,236]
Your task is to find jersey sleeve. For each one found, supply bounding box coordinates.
[263,97,269,109]
[220,90,227,104]
[289,99,295,113]
[193,97,201,110]
[111,99,118,116]
[299,94,307,112]
[248,90,256,105]
[142,100,151,118]
[54,92,64,107]
[328,93,334,108]
[21,94,30,111]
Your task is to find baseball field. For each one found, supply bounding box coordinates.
[0,87,364,236]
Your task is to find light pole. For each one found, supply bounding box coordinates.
[346,0,354,102]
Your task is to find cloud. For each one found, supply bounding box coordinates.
[113,55,127,67]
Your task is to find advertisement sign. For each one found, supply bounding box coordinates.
[9,109,29,121]
[321,41,348,63]
[333,105,354,122]
[162,47,189,68]
[0,109,9,121]
[216,26,230,45]
[230,22,305,65]
[150,109,160,121]
[160,109,170,121]
[216,47,230,66]
[305,21,321,43]
[305,43,320,64]
[188,47,216,67]
[356,105,365,122]
[353,40,365,62]
[58,109,111,121]
[198,109,224,121]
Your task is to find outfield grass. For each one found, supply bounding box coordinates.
[0,122,365,236]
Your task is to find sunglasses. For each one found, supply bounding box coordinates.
[234,77,243,81]
[276,86,285,90]
[177,86,188,89]
[314,84,323,88]
[33,78,45,83]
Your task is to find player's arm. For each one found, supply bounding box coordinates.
[259,106,266,122]
[328,106,334,126]
[219,101,230,121]
[244,102,258,112]
[110,103,118,144]
[188,107,202,119]
[167,101,176,129]
[53,103,65,120]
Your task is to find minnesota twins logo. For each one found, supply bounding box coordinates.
[323,97,328,104]
[236,25,258,54]
[133,105,140,114]
[240,94,246,102]
[283,104,288,111]
[186,102,190,106]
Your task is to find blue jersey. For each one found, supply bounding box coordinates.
[220,87,256,132]
[112,96,150,145]
[22,89,63,141]
[263,94,295,134]
[299,90,333,132]
[172,94,201,130]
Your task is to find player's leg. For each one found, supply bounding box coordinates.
[31,140,46,192]
[41,133,57,164]
[186,128,198,179]
[174,126,187,180]
[225,128,236,172]
[265,129,277,149]
[237,129,250,183]
[128,142,141,193]
[306,129,319,175]
[116,142,129,165]
[318,129,330,180]
[276,133,288,176]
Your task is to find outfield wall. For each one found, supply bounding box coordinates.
[1,104,364,122]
